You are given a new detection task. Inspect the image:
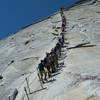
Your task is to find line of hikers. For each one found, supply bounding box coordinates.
[37,8,66,84]
[60,8,66,32]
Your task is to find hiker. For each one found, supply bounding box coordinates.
[44,52,51,77]
[56,42,61,57]
[60,8,63,12]
[48,57,55,73]
[59,37,64,46]
[43,60,49,80]
[44,57,51,78]
[38,60,47,83]
[61,24,65,32]
[62,17,66,27]
[50,51,56,72]
[60,8,64,16]
[61,14,65,21]
[58,34,63,46]
[61,32,65,43]
[62,15,66,21]
[51,48,59,68]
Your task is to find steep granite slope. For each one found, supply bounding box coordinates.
[1,0,100,100]
[16,0,100,100]
[0,14,61,100]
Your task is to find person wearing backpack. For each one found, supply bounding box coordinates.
[38,60,47,83]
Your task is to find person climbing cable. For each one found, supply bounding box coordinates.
[60,7,64,16]
[44,53,51,77]
[61,23,65,32]
[60,32,64,43]
[37,60,47,84]
[62,16,66,27]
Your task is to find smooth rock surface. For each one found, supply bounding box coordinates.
[1,0,100,100]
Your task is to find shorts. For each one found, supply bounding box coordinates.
[44,67,48,73]
[40,70,45,76]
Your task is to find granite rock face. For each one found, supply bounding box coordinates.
[1,0,100,100]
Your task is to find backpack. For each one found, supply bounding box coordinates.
[38,63,44,71]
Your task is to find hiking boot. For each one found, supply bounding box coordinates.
[42,80,45,84]
[48,74,51,78]
[44,78,47,81]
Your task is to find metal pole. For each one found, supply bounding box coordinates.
[37,73,43,89]
[25,78,31,94]
[9,96,11,100]
[24,87,29,100]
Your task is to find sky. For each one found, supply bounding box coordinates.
[0,0,79,40]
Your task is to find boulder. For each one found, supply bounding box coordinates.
[0,75,3,79]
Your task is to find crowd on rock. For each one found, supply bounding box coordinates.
[8,8,67,100]
[37,8,66,84]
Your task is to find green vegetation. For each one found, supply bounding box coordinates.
[8,60,14,66]
[10,60,14,64]
[56,27,60,29]
[55,29,58,32]
[52,26,56,29]
[52,33,58,36]
[24,40,30,45]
